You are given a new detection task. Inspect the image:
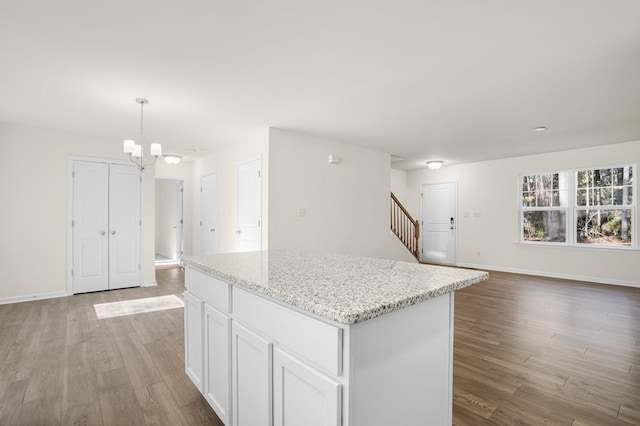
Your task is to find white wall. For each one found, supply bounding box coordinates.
[0,123,156,300]
[391,169,409,206]
[190,130,270,255]
[406,140,640,286]
[268,128,416,262]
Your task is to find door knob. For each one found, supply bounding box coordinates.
[236,230,241,235]
[211,228,215,232]
[99,230,106,236]
[111,230,116,235]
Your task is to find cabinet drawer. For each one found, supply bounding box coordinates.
[233,287,342,376]
[186,267,231,313]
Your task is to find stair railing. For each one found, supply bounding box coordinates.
[390,192,420,260]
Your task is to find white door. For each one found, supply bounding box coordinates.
[237,158,262,252]
[108,164,141,289]
[73,161,109,293]
[232,322,272,426]
[176,181,184,264]
[201,173,217,254]
[73,161,141,294]
[421,182,457,265]
[273,348,342,426]
[204,304,231,425]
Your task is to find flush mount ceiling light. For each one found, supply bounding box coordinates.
[426,160,444,170]
[163,154,182,165]
[123,98,161,171]
[534,126,547,132]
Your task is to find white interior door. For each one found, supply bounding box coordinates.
[237,157,262,252]
[421,182,457,265]
[201,173,217,255]
[108,164,141,289]
[176,181,184,264]
[73,161,109,293]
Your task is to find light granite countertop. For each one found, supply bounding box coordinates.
[184,250,488,324]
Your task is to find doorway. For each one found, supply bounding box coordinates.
[421,182,457,265]
[155,178,185,266]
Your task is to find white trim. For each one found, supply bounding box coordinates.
[142,280,158,287]
[0,291,69,306]
[518,165,637,249]
[457,262,640,288]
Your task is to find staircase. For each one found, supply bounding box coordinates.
[390,192,420,261]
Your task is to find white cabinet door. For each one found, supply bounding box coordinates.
[232,322,272,426]
[204,304,231,425]
[73,161,110,293]
[273,348,342,426]
[108,164,141,289]
[185,291,204,392]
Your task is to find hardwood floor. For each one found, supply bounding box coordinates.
[0,268,638,425]
[453,271,640,426]
[0,267,223,426]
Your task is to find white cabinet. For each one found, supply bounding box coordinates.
[232,322,272,426]
[184,291,204,391]
[204,304,231,425]
[185,265,455,426]
[273,348,341,426]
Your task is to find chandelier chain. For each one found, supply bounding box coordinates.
[140,100,144,143]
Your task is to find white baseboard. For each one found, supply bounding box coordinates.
[0,290,69,306]
[457,262,640,288]
[142,281,158,287]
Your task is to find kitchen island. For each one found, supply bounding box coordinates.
[183,250,488,426]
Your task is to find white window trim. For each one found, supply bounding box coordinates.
[518,164,637,250]
[518,169,571,246]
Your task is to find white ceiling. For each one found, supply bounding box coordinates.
[1,1,639,170]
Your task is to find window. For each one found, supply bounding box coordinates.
[576,166,633,246]
[519,165,635,248]
[521,172,568,243]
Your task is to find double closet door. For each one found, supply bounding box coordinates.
[73,160,141,294]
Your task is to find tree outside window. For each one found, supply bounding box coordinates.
[520,166,635,248]
[521,172,568,243]
[576,167,633,246]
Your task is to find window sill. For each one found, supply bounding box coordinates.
[514,241,639,252]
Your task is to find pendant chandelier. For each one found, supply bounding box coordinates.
[123,98,161,171]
